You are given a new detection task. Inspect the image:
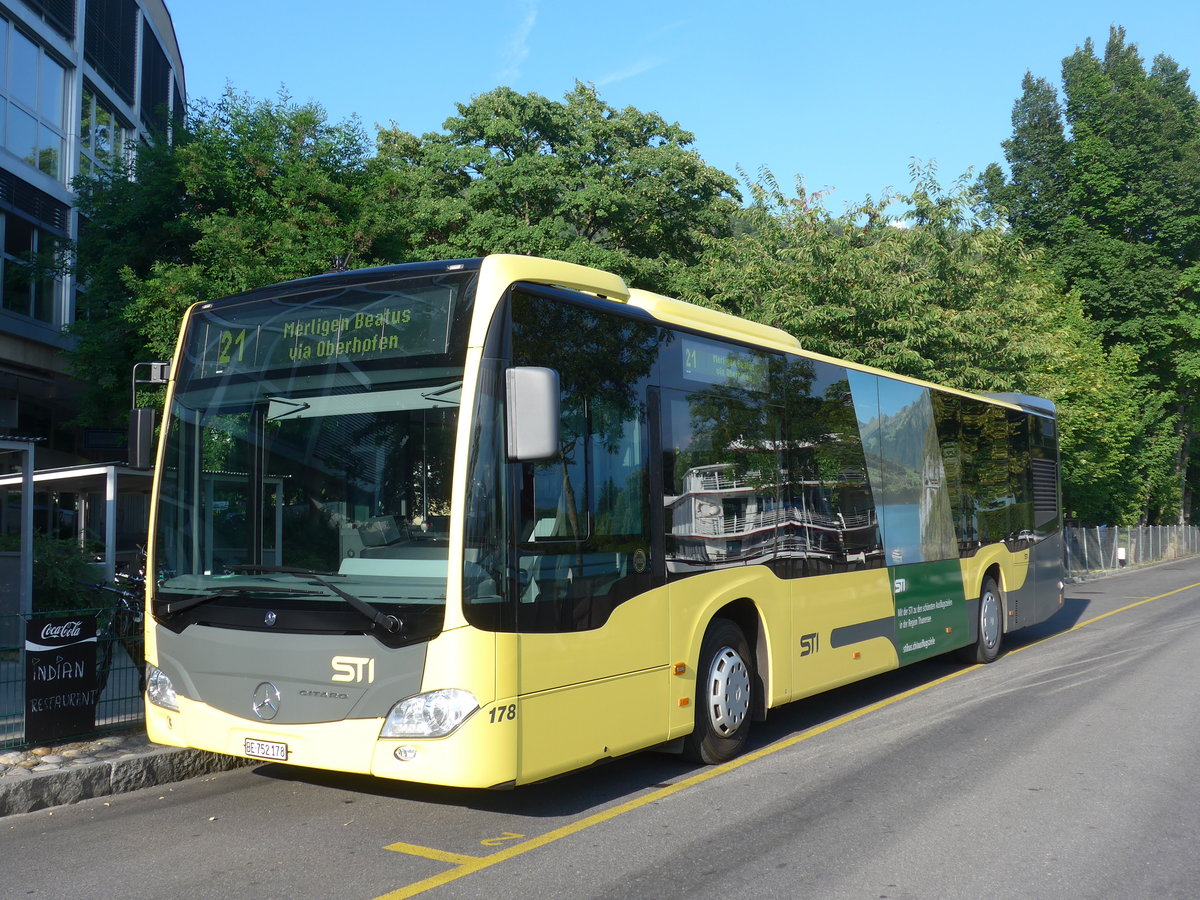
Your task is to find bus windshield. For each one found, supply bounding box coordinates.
[152,267,476,645]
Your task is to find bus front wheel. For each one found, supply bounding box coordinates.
[958,576,1003,664]
[682,618,753,764]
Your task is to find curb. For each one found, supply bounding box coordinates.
[0,746,247,817]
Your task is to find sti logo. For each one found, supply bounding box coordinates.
[799,632,819,657]
[331,656,375,684]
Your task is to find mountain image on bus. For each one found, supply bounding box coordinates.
[142,254,1064,788]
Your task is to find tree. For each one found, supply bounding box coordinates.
[380,82,740,290]
[980,27,1200,522]
[977,73,1068,241]
[71,138,194,422]
[70,89,389,418]
[678,166,1145,524]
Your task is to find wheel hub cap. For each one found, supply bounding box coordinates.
[707,647,750,735]
[981,590,1000,649]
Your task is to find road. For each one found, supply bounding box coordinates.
[5,560,1200,899]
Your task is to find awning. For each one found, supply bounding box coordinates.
[0,462,153,583]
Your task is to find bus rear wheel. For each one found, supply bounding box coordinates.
[958,576,1003,664]
[682,618,753,764]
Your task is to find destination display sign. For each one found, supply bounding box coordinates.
[681,335,770,393]
[189,281,460,379]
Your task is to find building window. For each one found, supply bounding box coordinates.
[84,0,136,106]
[24,0,78,41]
[139,19,170,134]
[79,85,130,176]
[1,212,62,325]
[0,18,68,183]
[173,81,185,133]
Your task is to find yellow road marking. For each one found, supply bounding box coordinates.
[376,578,1200,899]
[479,832,525,846]
[383,843,481,866]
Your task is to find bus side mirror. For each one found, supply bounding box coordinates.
[506,367,560,461]
[129,407,157,469]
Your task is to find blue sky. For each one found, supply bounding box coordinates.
[166,1,1200,210]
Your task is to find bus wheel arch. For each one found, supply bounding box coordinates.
[682,614,756,764]
[713,598,768,720]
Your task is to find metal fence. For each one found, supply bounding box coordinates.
[1065,525,1200,578]
[1,606,144,750]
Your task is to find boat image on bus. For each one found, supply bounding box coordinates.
[143,254,1064,788]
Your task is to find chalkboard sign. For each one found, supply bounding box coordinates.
[25,614,99,744]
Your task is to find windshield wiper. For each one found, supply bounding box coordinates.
[421,382,461,406]
[229,565,402,634]
[265,396,311,421]
[156,586,324,617]
[228,564,345,578]
[308,574,403,635]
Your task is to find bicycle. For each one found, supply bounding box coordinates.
[83,578,146,697]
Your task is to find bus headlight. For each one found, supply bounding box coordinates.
[380,689,478,738]
[147,665,179,711]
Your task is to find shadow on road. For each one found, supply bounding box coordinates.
[1006,594,1093,647]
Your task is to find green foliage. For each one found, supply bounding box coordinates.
[979,26,1200,522]
[679,166,1056,390]
[71,138,194,423]
[0,533,101,613]
[30,535,103,613]
[1027,330,1144,524]
[383,82,740,290]
[677,165,1145,524]
[70,89,386,400]
[175,89,377,297]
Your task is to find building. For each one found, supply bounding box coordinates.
[1,0,185,467]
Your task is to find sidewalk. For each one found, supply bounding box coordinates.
[0,730,245,817]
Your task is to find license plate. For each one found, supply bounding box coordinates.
[244,738,288,761]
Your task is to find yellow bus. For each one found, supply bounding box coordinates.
[143,254,1064,787]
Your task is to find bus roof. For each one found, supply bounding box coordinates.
[185,254,1054,419]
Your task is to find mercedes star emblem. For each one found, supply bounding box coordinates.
[252,682,281,720]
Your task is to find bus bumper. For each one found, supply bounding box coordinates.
[145,696,518,789]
